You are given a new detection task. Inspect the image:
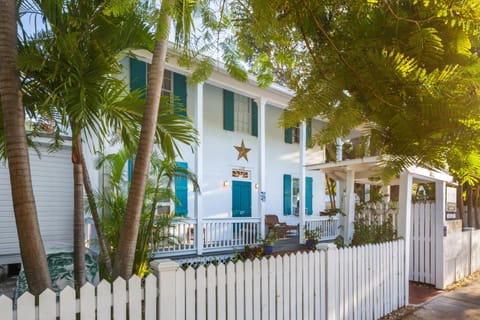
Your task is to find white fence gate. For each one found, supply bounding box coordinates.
[0,240,406,320]
[409,201,436,284]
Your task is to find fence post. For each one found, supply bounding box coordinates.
[435,180,446,289]
[150,259,180,320]
[318,243,338,320]
[398,172,412,303]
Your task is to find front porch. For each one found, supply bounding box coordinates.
[150,215,341,258]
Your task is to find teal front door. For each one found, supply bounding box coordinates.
[232,181,252,217]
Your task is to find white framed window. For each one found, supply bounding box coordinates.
[234,94,252,134]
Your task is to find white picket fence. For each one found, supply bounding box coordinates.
[0,240,406,320]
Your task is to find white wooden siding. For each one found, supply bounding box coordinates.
[0,145,73,262]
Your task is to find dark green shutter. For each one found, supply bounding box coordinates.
[129,58,147,97]
[306,177,313,215]
[283,174,292,215]
[223,90,234,131]
[285,128,293,144]
[306,119,312,148]
[173,73,187,116]
[251,100,258,137]
[175,162,188,216]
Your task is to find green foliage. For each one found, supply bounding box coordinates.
[91,148,199,278]
[233,245,265,262]
[351,203,400,246]
[231,0,480,179]
[259,227,279,246]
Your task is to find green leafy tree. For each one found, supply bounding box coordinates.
[231,0,480,180]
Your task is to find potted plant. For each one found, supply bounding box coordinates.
[259,227,278,255]
[305,227,322,250]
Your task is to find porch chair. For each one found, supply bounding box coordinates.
[265,214,298,239]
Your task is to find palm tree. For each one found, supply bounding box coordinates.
[0,0,51,294]
[18,0,152,287]
[113,0,198,279]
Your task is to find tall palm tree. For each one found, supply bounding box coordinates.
[0,0,51,294]
[113,0,198,279]
[18,0,152,287]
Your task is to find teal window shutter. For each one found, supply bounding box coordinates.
[175,162,188,216]
[129,58,147,97]
[173,73,187,116]
[223,90,234,131]
[283,174,292,215]
[284,128,293,144]
[251,99,258,137]
[127,158,134,182]
[306,119,312,148]
[306,177,313,215]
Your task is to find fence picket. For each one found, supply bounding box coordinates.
[236,262,245,320]
[174,269,185,320]
[282,255,290,319]
[81,282,96,320]
[0,295,13,320]
[339,249,345,320]
[197,265,207,320]
[260,258,269,320]
[296,253,303,320]
[252,259,261,320]
[128,276,142,319]
[226,262,236,320]
[244,260,253,320]
[268,257,276,320]
[207,264,217,320]
[185,267,196,320]
[39,289,56,320]
[59,286,76,320]
[275,257,284,319]
[17,292,35,320]
[313,252,320,320]
[145,275,157,320]
[289,254,297,320]
[217,264,226,320]
[97,280,111,320]
[319,251,326,320]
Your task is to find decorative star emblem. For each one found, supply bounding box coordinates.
[234,139,251,161]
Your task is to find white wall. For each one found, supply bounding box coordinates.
[0,144,74,263]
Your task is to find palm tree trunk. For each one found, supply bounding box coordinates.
[81,152,113,276]
[72,131,85,288]
[113,1,173,279]
[0,0,51,295]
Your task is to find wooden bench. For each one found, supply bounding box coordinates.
[265,214,298,238]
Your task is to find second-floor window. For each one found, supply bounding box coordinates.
[223,89,258,136]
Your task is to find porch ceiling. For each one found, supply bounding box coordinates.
[306,156,453,185]
[306,156,398,185]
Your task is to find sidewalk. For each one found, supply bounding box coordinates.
[403,279,480,319]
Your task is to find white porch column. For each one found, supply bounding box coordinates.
[398,171,413,304]
[257,97,267,238]
[335,137,343,208]
[299,121,307,243]
[435,180,446,289]
[194,82,204,255]
[343,169,355,244]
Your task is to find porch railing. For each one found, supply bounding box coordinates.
[202,217,261,252]
[305,216,341,240]
[152,217,261,257]
[151,218,197,256]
